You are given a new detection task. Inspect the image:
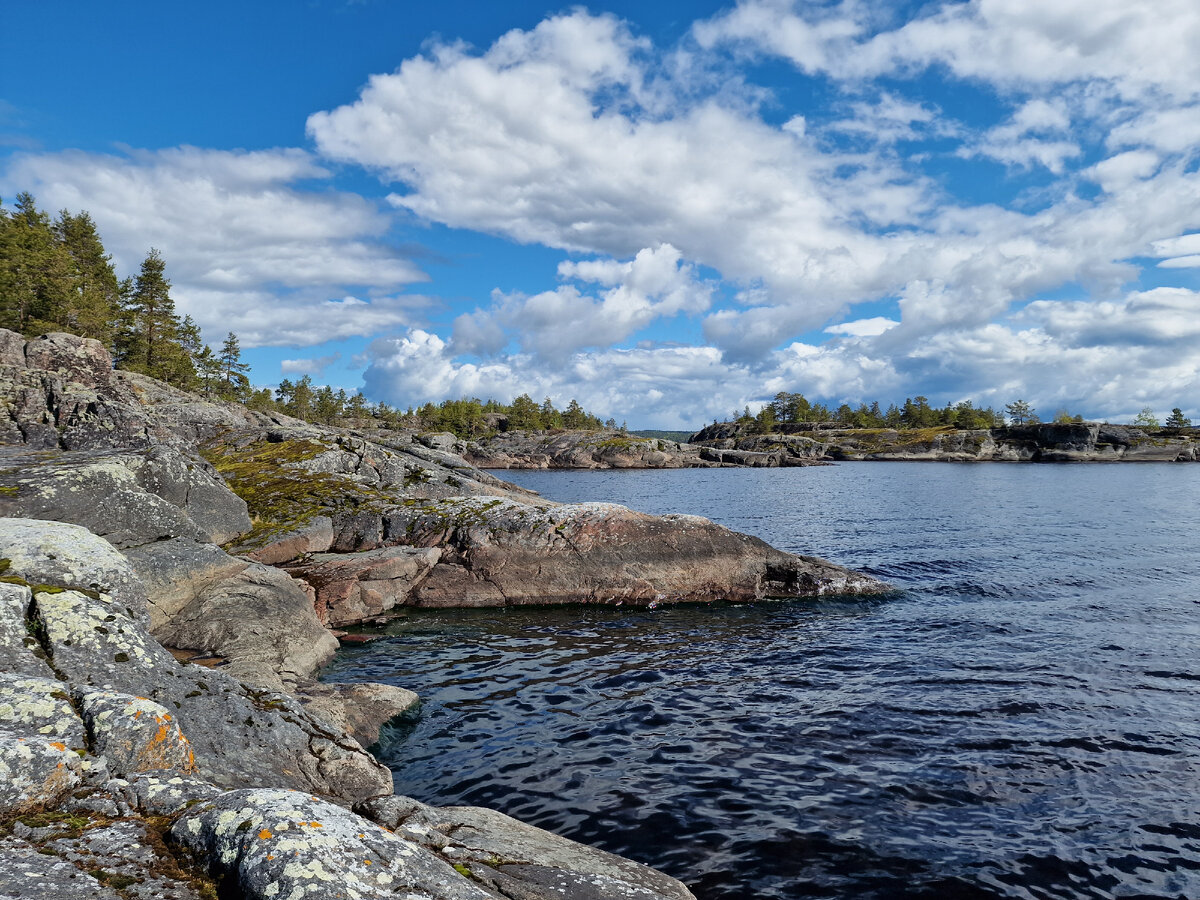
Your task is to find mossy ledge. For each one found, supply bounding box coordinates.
[199,436,390,549]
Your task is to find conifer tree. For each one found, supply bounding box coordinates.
[115,249,195,388]
[346,392,369,418]
[194,345,222,397]
[218,331,251,400]
[0,193,74,334]
[1166,408,1192,428]
[53,209,121,344]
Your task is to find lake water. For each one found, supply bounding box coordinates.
[323,463,1200,899]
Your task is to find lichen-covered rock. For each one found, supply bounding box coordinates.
[0,733,87,812]
[42,819,209,900]
[78,692,196,776]
[0,583,54,678]
[22,332,114,390]
[0,327,297,450]
[29,580,388,802]
[0,675,86,749]
[123,538,250,631]
[358,795,697,900]
[0,835,125,899]
[286,545,441,626]
[0,447,250,549]
[155,562,337,691]
[0,518,149,620]
[35,587,165,685]
[171,788,499,900]
[105,772,222,816]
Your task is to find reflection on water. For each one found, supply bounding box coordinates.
[324,463,1200,898]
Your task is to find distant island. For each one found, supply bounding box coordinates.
[457,420,1200,468]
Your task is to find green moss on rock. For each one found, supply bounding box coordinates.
[200,438,391,548]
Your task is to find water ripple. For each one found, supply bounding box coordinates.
[325,463,1200,899]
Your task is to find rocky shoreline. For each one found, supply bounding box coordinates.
[0,328,886,898]
[458,420,1200,469]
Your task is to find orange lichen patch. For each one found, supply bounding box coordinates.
[267,855,275,861]
[259,829,273,840]
[49,742,67,751]
[363,859,372,866]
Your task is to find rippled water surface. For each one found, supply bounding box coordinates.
[323,463,1200,898]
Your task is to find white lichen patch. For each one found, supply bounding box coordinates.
[37,589,171,671]
[172,788,497,900]
[0,731,85,808]
[0,674,86,746]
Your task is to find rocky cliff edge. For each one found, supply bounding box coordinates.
[0,328,888,898]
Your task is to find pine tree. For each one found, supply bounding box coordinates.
[1165,408,1192,428]
[1005,400,1039,426]
[218,331,251,400]
[507,393,541,429]
[194,345,223,397]
[346,392,369,418]
[117,248,195,385]
[562,399,588,429]
[0,193,74,335]
[53,209,121,345]
[289,376,314,420]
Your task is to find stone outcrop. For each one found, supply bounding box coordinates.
[367,497,882,607]
[0,328,295,450]
[0,518,697,899]
[463,428,828,469]
[689,421,1200,463]
[0,518,390,803]
[286,545,442,627]
[359,794,697,900]
[0,445,251,548]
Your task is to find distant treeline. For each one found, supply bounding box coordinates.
[734,392,1008,431]
[726,392,1193,431]
[271,386,611,436]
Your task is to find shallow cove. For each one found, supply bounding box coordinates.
[322,462,1200,899]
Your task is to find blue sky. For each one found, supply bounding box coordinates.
[4,0,1200,428]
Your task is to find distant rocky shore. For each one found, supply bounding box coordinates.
[0,328,885,898]
[458,420,1200,469]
